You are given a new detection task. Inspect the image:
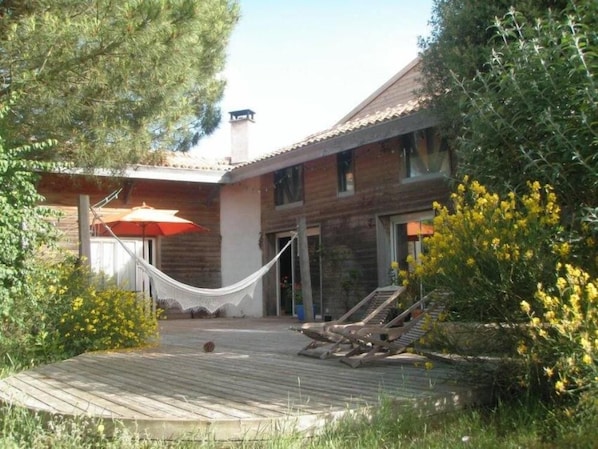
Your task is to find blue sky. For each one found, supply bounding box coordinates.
[195,1,435,160]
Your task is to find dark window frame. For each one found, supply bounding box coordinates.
[336,149,355,195]
[274,164,304,206]
[404,127,450,179]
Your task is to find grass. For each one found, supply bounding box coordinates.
[0,397,596,448]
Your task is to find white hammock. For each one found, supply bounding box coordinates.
[91,207,296,312]
[138,238,295,312]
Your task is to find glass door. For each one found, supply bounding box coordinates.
[276,229,321,317]
[90,237,155,294]
[390,211,434,298]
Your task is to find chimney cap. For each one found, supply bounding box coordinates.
[229,109,255,121]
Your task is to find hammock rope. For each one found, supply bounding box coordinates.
[90,206,296,312]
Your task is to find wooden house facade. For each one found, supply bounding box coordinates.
[37,158,228,296]
[37,57,453,320]
[227,58,454,319]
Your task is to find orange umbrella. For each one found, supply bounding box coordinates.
[95,202,208,238]
[406,221,433,241]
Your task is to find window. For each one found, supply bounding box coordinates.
[337,150,354,194]
[274,165,303,206]
[403,128,450,178]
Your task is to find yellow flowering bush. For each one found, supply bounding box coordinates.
[416,177,565,326]
[389,261,419,302]
[41,260,160,356]
[525,264,598,400]
[2,256,159,366]
[58,288,159,355]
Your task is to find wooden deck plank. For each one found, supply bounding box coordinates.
[34,360,214,420]
[63,357,272,420]
[0,317,490,441]
[50,355,256,420]
[80,354,315,417]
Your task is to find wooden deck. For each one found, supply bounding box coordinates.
[0,317,490,441]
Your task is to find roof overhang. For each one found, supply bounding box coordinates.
[225,110,438,183]
[51,165,230,184]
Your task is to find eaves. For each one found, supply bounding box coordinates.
[53,165,230,184]
[225,109,438,184]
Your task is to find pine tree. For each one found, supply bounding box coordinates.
[0,0,239,168]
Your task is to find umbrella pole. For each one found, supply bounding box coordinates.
[141,225,156,316]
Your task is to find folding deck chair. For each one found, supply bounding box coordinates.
[290,285,406,359]
[331,288,450,368]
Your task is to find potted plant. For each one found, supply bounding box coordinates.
[292,283,307,321]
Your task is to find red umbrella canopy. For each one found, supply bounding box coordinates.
[406,221,434,241]
[95,203,208,237]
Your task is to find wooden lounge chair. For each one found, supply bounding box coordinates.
[290,285,406,359]
[332,289,450,368]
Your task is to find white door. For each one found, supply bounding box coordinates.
[90,237,155,293]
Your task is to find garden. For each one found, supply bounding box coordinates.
[0,0,597,447]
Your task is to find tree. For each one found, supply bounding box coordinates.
[0,0,239,168]
[453,3,597,270]
[418,0,569,140]
[0,102,62,359]
[419,0,597,267]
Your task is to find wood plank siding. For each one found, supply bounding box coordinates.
[260,137,450,318]
[339,58,422,124]
[37,173,222,289]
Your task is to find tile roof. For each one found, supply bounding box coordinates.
[235,98,423,168]
[134,97,423,176]
[144,152,233,172]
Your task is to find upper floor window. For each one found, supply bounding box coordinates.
[403,128,450,178]
[274,165,303,206]
[337,150,355,195]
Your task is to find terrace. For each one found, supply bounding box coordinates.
[0,317,490,441]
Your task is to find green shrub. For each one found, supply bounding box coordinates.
[42,260,160,356]
[0,256,68,370]
[417,177,565,324]
[0,108,63,369]
[57,286,158,355]
[413,178,568,398]
[1,257,160,370]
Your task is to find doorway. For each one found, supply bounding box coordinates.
[390,211,434,297]
[90,237,156,293]
[276,229,322,317]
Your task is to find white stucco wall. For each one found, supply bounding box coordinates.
[220,177,263,317]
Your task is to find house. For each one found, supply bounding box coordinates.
[225,57,453,318]
[37,157,227,306]
[39,57,453,319]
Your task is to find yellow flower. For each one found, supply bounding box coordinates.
[524,250,534,260]
[520,300,531,314]
[555,380,566,393]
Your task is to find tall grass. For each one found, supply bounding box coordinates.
[0,398,595,448]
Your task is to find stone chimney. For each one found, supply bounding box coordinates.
[229,109,255,164]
